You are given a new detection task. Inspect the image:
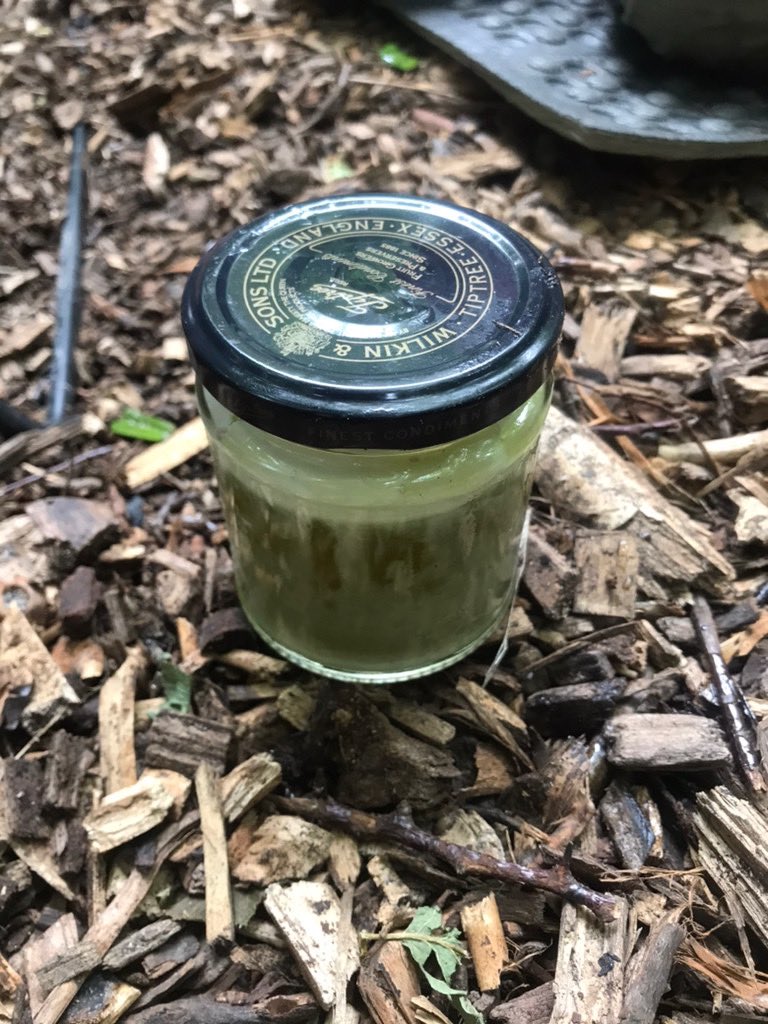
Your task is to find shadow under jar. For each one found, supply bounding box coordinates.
[182,193,563,683]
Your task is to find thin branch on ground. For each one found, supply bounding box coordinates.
[276,795,618,921]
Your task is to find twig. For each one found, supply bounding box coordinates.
[49,122,88,425]
[592,418,681,437]
[275,796,617,921]
[0,444,114,500]
[691,595,766,795]
[293,62,351,134]
[696,445,768,498]
[521,622,636,676]
[659,429,768,466]
[0,414,98,478]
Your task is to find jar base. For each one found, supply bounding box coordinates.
[244,611,510,684]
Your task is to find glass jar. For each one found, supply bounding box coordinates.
[182,194,563,683]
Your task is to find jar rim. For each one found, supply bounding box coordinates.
[182,192,563,449]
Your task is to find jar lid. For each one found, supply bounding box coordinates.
[182,193,563,449]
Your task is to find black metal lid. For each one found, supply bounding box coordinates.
[182,193,563,449]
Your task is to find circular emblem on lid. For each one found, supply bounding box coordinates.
[182,193,563,448]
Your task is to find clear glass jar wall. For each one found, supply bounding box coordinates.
[199,380,552,683]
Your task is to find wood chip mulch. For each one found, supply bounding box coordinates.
[2,1,768,1022]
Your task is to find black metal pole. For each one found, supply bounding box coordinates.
[48,121,88,425]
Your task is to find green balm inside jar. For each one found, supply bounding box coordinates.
[182,194,563,683]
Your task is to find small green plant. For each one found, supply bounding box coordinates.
[374,906,483,1024]
[156,660,193,715]
[110,408,175,443]
[379,42,421,72]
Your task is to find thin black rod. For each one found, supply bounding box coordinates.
[48,122,88,425]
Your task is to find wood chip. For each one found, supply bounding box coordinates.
[536,406,734,595]
[573,532,639,619]
[144,712,231,777]
[526,678,625,738]
[732,493,768,545]
[620,353,712,380]
[215,648,289,676]
[430,144,522,181]
[463,743,516,799]
[36,943,101,995]
[84,776,175,853]
[575,301,636,381]
[0,312,53,358]
[0,952,27,1023]
[0,762,76,903]
[726,374,768,427]
[195,762,234,946]
[140,769,192,817]
[3,758,48,840]
[16,911,80,1014]
[621,909,684,1024]
[264,881,341,1011]
[59,566,101,638]
[329,887,361,1024]
[329,834,362,890]
[376,695,456,746]
[229,814,332,885]
[523,527,578,620]
[461,894,507,991]
[694,787,768,948]
[143,132,170,194]
[0,606,80,732]
[600,781,655,869]
[26,497,118,566]
[489,982,554,1024]
[99,646,145,794]
[721,609,768,662]
[220,752,281,822]
[102,921,184,971]
[438,809,505,860]
[66,977,141,1024]
[550,898,629,1024]
[124,417,208,489]
[455,678,531,768]
[605,713,732,772]
[358,940,420,1024]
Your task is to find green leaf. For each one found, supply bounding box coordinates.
[157,661,193,715]
[419,970,484,1024]
[321,156,355,183]
[432,930,464,980]
[399,906,483,1024]
[408,906,443,935]
[111,408,175,443]
[379,42,420,72]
